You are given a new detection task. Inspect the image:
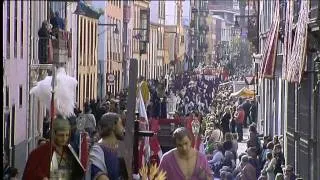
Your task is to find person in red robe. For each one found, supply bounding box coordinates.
[22,116,85,180]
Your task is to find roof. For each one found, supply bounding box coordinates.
[76,2,101,19]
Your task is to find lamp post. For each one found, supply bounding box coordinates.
[314,52,320,87]
[98,23,119,94]
[133,28,148,78]
[98,23,119,34]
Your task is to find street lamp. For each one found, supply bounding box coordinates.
[314,51,320,86]
[98,23,119,34]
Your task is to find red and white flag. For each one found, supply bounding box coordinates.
[138,88,151,167]
[259,0,280,79]
[282,0,294,80]
[286,0,309,83]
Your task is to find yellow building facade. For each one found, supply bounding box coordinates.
[77,15,98,110]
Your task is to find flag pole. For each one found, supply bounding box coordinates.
[49,64,56,173]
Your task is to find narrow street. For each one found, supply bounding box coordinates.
[2,1,320,180]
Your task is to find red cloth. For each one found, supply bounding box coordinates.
[149,119,161,165]
[138,140,144,169]
[235,109,245,124]
[80,132,89,171]
[22,143,53,180]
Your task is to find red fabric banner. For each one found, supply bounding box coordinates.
[259,0,280,79]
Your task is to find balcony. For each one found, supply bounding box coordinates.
[200,43,208,52]
[31,29,71,85]
[190,20,195,28]
[51,30,71,64]
[191,7,198,13]
[310,0,319,22]
[30,64,53,86]
[199,25,209,34]
[37,29,71,65]
[123,4,131,23]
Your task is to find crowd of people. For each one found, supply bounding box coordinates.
[202,122,296,180]
[5,67,300,180]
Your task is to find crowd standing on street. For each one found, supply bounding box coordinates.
[8,68,299,180]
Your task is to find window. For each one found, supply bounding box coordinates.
[14,0,17,58]
[181,35,184,44]
[21,1,23,58]
[5,86,9,107]
[11,105,16,152]
[84,19,87,66]
[157,30,160,49]
[50,1,66,19]
[86,74,90,99]
[79,18,82,63]
[91,21,93,66]
[82,75,85,106]
[7,1,10,59]
[19,85,23,107]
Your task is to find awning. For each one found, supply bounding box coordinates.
[230,87,255,98]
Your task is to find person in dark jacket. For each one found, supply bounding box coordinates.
[38,21,50,64]
[220,106,231,135]
[249,99,257,123]
[241,99,251,127]
[273,144,285,175]
[51,11,65,30]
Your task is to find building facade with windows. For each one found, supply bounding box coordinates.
[131,1,150,78]
[257,0,320,179]
[105,1,123,95]
[3,0,30,173]
[164,0,186,73]
[150,0,166,79]
[76,2,100,110]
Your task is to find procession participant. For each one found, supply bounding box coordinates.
[22,116,85,180]
[137,76,150,106]
[159,127,212,180]
[89,112,128,180]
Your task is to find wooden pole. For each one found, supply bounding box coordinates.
[118,58,138,178]
[49,65,56,173]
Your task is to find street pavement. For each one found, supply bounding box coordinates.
[237,128,250,156]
